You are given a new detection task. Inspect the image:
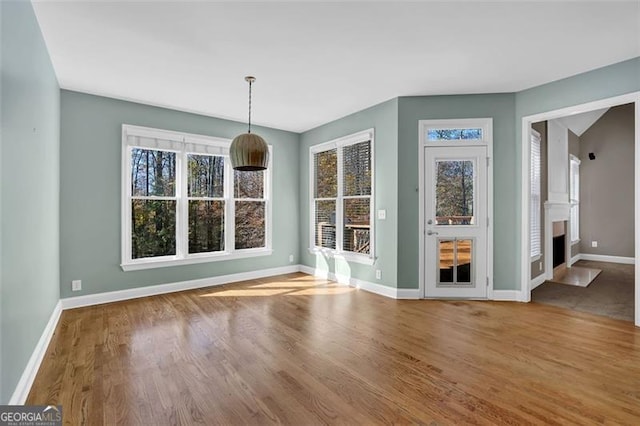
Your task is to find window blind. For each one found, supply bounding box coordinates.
[313,149,337,249]
[570,157,580,243]
[530,130,542,258]
[310,129,374,260]
[342,141,371,254]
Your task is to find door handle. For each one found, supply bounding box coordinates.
[426,230,439,236]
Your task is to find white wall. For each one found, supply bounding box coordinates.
[547,119,569,203]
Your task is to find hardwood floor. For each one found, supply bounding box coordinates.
[28,273,640,425]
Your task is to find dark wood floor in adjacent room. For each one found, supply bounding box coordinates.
[533,260,635,322]
[28,273,640,425]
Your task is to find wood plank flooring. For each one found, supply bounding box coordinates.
[28,273,640,425]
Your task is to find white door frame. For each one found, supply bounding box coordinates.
[519,92,640,327]
[418,118,494,299]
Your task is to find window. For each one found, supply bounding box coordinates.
[570,154,580,244]
[234,169,267,249]
[530,129,542,259]
[423,119,490,145]
[310,129,374,264]
[122,125,271,271]
[427,128,483,141]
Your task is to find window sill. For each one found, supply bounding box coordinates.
[121,248,273,271]
[307,247,376,266]
[531,254,542,262]
[571,239,581,246]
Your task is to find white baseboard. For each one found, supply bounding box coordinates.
[530,274,547,290]
[61,265,301,309]
[9,301,62,405]
[299,265,420,299]
[577,253,635,265]
[299,264,324,278]
[491,290,521,302]
[337,273,397,298]
[301,265,520,301]
[396,288,422,299]
[570,254,581,266]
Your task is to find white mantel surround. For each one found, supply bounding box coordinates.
[544,201,573,280]
[543,119,573,279]
[547,119,570,202]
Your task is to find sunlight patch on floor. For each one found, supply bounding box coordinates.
[194,272,353,297]
[248,281,327,288]
[199,282,354,297]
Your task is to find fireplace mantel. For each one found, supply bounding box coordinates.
[544,201,571,222]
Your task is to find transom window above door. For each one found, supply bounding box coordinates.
[422,118,492,146]
[428,128,483,141]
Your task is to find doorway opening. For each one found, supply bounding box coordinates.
[521,93,640,325]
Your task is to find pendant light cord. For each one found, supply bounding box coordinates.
[248,79,252,134]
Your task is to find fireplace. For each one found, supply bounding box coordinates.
[553,234,565,267]
[552,220,567,269]
[544,200,572,279]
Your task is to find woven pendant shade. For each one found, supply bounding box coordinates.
[230,76,269,171]
[229,133,269,171]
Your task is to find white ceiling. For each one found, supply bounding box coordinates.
[32,1,640,133]
[557,108,610,137]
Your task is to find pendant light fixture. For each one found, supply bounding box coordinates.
[229,76,269,171]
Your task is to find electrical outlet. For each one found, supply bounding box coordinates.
[375,270,381,280]
[377,209,386,220]
[71,280,82,292]
[288,254,294,263]
[592,241,598,248]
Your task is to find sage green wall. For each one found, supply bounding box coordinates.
[1,2,60,403]
[299,99,399,286]
[517,58,640,119]
[60,90,299,299]
[516,57,640,289]
[397,94,517,289]
[297,54,638,293]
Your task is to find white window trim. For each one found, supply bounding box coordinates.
[121,124,272,271]
[569,154,581,245]
[309,129,375,265]
[530,128,542,260]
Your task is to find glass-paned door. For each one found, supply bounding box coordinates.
[424,146,488,298]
